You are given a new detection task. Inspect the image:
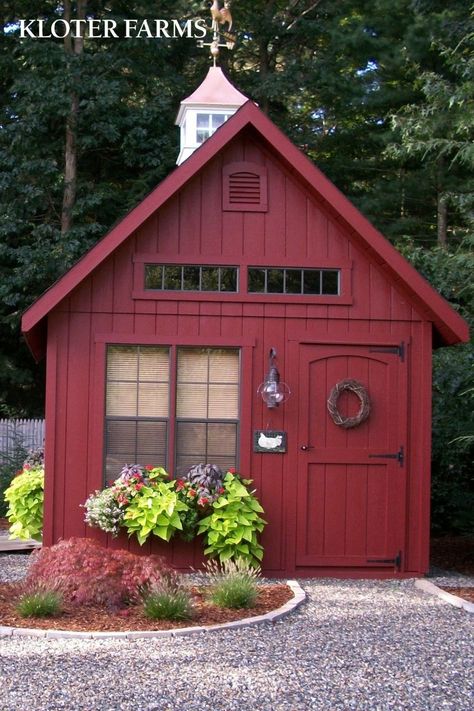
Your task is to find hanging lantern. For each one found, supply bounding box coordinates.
[257,348,291,409]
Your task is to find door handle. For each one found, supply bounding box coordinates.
[300,444,314,451]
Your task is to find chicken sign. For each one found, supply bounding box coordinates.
[254,430,287,454]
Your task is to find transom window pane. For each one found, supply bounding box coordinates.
[248,267,340,295]
[145,264,238,293]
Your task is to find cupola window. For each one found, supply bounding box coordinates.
[196,113,230,144]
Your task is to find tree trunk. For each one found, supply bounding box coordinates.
[437,158,448,248]
[61,0,86,235]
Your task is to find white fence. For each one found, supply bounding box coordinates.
[0,419,45,461]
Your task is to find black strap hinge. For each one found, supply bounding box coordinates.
[369,446,404,467]
[369,342,405,362]
[367,551,402,570]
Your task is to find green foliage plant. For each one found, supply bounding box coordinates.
[16,588,63,618]
[123,479,189,545]
[197,472,266,566]
[142,578,193,621]
[4,466,44,540]
[174,464,226,541]
[204,558,260,609]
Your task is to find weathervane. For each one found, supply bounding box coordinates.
[197,1,237,66]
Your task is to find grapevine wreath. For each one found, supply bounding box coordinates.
[327,379,371,429]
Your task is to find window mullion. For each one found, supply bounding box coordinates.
[168,346,178,477]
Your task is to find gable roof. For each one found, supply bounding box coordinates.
[22,99,469,360]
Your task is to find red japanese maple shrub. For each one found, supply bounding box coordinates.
[24,537,175,608]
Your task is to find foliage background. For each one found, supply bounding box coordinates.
[1,0,472,533]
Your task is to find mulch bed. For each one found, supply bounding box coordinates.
[430,536,474,576]
[437,586,474,604]
[0,583,293,632]
[430,536,474,604]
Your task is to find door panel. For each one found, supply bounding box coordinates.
[296,343,407,569]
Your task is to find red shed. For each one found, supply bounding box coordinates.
[22,69,468,578]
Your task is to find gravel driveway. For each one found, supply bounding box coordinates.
[0,554,473,711]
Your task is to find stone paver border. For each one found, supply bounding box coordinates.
[0,579,306,640]
[415,578,474,613]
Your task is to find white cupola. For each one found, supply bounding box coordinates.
[175,66,248,165]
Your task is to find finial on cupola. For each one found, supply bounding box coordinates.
[175,2,246,165]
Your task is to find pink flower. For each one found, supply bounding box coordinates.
[188,489,196,498]
[228,467,236,474]
[176,480,185,491]
[145,465,153,471]
[218,487,225,494]
[198,497,209,507]
[135,483,144,491]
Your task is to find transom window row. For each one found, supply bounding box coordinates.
[248,268,339,295]
[145,264,238,292]
[145,264,340,296]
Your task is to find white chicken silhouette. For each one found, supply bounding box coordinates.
[258,432,283,449]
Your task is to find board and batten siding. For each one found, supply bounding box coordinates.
[44,133,431,576]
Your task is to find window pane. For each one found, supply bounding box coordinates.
[164,266,182,290]
[285,269,302,294]
[219,267,237,292]
[175,456,201,478]
[207,455,236,472]
[303,270,321,295]
[207,423,237,457]
[106,382,137,416]
[106,420,137,455]
[321,270,339,295]
[201,267,219,291]
[197,113,210,128]
[176,384,208,418]
[177,349,208,383]
[139,347,169,382]
[144,265,163,290]
[105,420,167,482]
[248,268,266,292]
[176,422,207,457]
[107,346,138,381]
[209,350,239,383]
[211,115,226,130]
[196,130,208,144]
[208,385,239,418]
[267,269,284,293]
[138,383,169,417]
[136,421,167,461]
[183,266,200,290]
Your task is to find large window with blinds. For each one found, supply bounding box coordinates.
[104,345,240,482]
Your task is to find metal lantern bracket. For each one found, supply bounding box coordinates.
[257,348,291,409]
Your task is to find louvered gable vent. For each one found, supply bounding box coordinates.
[223,162,268,212]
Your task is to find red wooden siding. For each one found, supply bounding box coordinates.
[41,131,440,577]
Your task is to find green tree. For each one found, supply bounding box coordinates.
[387,24,474,246]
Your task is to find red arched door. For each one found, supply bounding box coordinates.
[296,343,408,571]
